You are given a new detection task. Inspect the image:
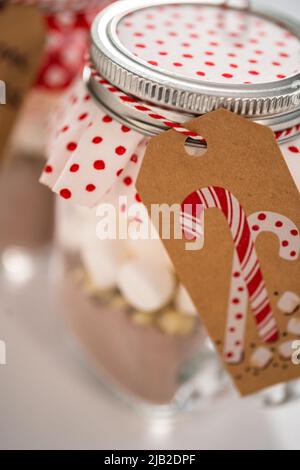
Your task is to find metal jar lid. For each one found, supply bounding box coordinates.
[89,0,300,133]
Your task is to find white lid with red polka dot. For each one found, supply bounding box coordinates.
[90,0,300,128]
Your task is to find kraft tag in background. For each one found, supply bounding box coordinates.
[137,109,300,396]
[0,4,46,162]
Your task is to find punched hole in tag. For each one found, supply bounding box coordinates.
[183,135,208,158]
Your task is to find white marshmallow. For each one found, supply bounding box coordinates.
[81,237,128,290]
[126,220,173,269]
[250,347,273,369]
[56,201,95,251]
[278,340,294,359]
[175,284,198,317]
[287,318,300,336]
[277,291,300,314]
[117,259,175,313]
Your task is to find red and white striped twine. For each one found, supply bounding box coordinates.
[88,59,206,143]
[88,59,300,144]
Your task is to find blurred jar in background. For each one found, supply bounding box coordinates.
[0,0,113,254]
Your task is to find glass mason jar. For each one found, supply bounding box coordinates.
[42,0,300,411]
[0,0,112,255]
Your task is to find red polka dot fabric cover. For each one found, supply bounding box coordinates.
[40,3,300,208]
[40,77,300,210]
[41,79,147,210]
[33,1,113,91]
[117,4,300,84]
[36,10,95,90]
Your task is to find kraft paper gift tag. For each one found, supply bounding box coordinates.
[137,108,300,395]
[0,3,46,162]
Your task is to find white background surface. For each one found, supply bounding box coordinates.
[1,0,300,450]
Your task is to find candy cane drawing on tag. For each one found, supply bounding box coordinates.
[181,186,280,354]
[224,212,300,364]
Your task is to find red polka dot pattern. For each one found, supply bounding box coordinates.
[93,160,105,170]
[86,183,96,192]
[249,212,300,262]
[41,79,300,212]
[70,163,80,172]
[60,188,72,199]
[115,146,126,156]
[130,154,138,163]
[289,146,300,153]
[35,5,108,91]
[103,115,113,123]
[117,4,300,85]
[92,136,103,144]
[67,142,78,151]
[40,80,147,208]
[44,165,53,173]
[123,176,132,186]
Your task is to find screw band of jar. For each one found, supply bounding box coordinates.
[88,59,206,143]
[88,59,300,145]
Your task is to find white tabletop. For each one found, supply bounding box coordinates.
[1,253,300,450]
[1,0,300,450]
